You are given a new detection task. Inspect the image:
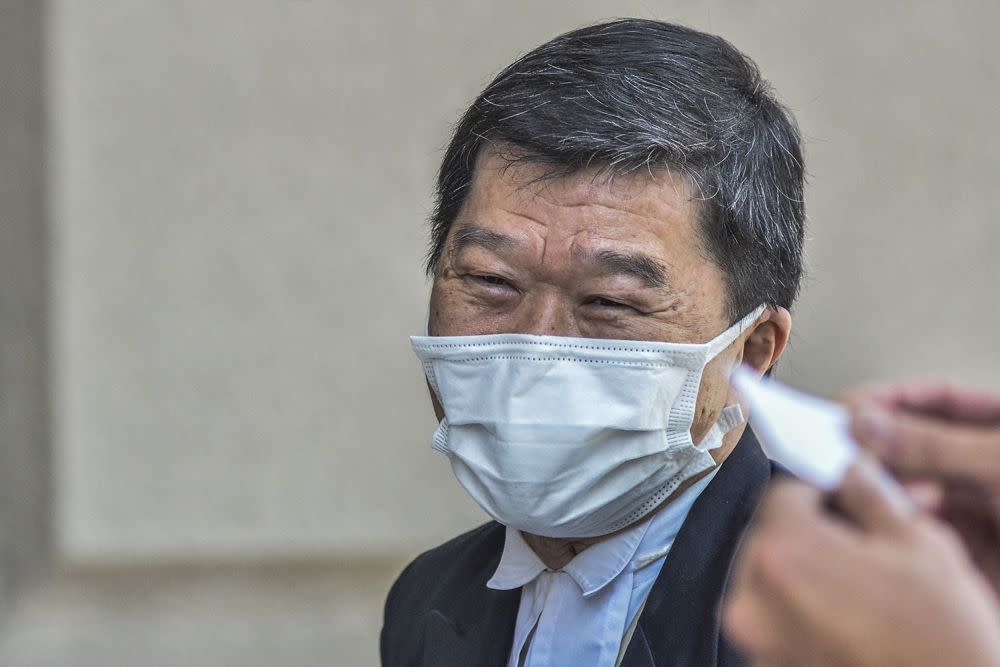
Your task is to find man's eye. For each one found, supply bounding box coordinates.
[588,296,630,308]
[474,274,511,287]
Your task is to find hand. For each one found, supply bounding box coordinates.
[848,382,1000,595]
[723,460,1000,667]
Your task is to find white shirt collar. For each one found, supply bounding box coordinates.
[487,469,718,597]
[485,527,548,591]
[487,518,650,597]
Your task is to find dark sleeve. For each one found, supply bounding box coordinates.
[380,554,430,667]
[379,522,504,666]
[379,563,403,666]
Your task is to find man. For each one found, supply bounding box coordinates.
[724,382,1000,665]
[382,19,804,666]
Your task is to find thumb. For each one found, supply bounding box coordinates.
[833,456,914,536]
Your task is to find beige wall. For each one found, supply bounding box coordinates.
[2,1,998,665]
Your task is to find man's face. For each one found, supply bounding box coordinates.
[428,149,750,447]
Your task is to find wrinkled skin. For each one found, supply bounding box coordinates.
[426,147,791,568]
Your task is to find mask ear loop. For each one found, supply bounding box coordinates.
[718,404,745,432]
[704,304,767,361]
[694,307,761,452]
[694,403,746,452]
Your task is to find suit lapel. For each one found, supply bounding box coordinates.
[622,430,772,666]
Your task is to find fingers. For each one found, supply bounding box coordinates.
[848,382,1000,425]
[850,405,1000,481]
[833,457,914,535]
[725,480,862,664]
[724,583,808,667]
[727,453,1000,667]
[902,479,945,513]
[723,561,792,662]
[899,384,1000,423]
[737,480,854,594]
[725,481,826,660]
[753,477,826,530]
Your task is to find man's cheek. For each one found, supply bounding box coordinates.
[690,372,726,439]
[429,286,493,336]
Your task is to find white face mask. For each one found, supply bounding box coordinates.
[410,305,765,539]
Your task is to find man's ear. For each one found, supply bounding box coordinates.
[741,307,792,375]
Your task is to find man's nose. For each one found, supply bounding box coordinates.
[515,294,580,337]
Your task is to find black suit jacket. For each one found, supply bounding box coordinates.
[381,429,777,666]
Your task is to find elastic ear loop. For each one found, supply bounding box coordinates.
[718,404,745,432]
[423,306,449,454]
[705,304,767,360]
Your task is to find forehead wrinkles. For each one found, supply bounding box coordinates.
[499,194,690,276]
[519,178,699,252]
[462,149,705,270]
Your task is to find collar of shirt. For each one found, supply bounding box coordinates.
[486,468,719,597]
[486,516,650,597]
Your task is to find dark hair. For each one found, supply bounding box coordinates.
[426,19,806,322]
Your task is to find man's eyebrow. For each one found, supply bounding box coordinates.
[449,225,668,288]
[449,224,520,255]
[588,249,670,289]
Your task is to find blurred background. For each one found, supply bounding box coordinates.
[1,0,998,664]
